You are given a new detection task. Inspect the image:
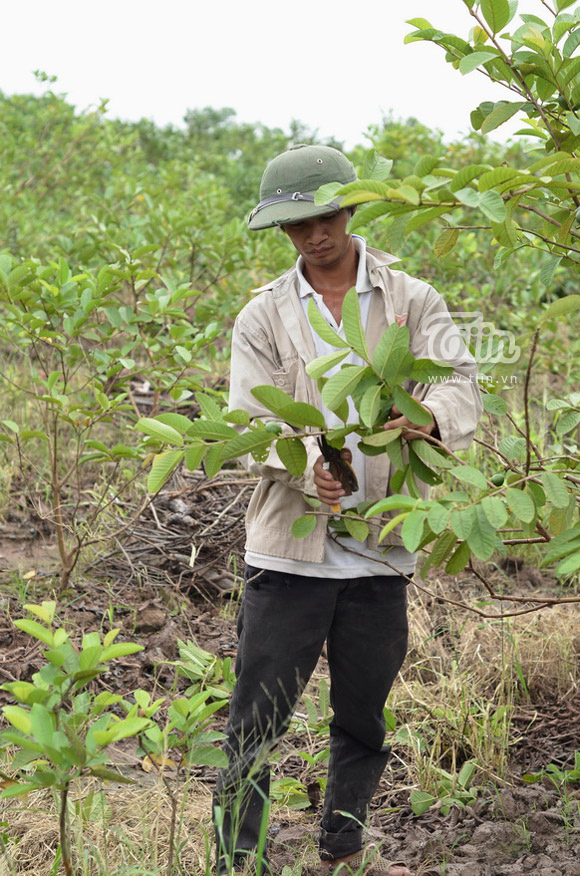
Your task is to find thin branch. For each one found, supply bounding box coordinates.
[524,329,540,476]
[466,4,561,145]
[521,202,580,240]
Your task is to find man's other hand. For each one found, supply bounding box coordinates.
[383,404,436,440]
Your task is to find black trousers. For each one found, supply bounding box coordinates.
[213,565,409,873]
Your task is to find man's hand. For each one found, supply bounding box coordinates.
[313,449,353,508]
[383,404,437,440]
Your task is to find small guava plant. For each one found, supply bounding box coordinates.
[0,601,148,876]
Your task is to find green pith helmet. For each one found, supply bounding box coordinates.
[247,143,357,231]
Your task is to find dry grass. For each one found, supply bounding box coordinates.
[386,575,579,790]
[0,779,215,876]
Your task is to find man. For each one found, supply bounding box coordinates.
[214,144,482,875]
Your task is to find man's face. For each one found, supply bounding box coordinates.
[281,210,353,272]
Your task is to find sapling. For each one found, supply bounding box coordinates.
[0,601,148,876]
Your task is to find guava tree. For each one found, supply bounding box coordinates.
[139,0,580,614]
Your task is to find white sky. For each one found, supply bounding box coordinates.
[1,0,550,148]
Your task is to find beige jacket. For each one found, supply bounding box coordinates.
[229,245,482,563]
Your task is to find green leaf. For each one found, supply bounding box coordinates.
[499,436,527,462]
[305,349,350,379]
[427,504,451,534]
[251,384,295,413]
[321,365,368,412]
[189,746,229,768]
[195,393,225,421]
[136,418,183,446]
[276,437,307,477]
[410,359,454,384]
[184,443,206,472]
[221,430,273,461]
[556,552,580,576]
[360,427,402,447]
[155,413,197,433]
[307,298,349,348]
[410,789,436,815]
[314,181,343,205]
[406,17,434,29]
[393,387,433,426]
[467,506,497,560]
[409,445,441,486]
[434,228,459,257]
[414,155,440,176]
[361,150,394,181]
[336,178,392,200]
[342,288,370,359]
[424,530,457,570]
[225,408,251,426]
[478,166,524,192]
[450,164,491,191]
[563,27,580,57]
[540,294,580,323]
[89,766,135,784]
[385,436,405,470]
[556,410,580,435]
[449,465,487,489]
[347,202,399,232]
[481,496,508,528]
[459,51,498,74]
[360,384,382,429]
[541,524,580,564]
[481,0,511,32]
[343,516,370,542]
[445,540,472,574]
[98,717,151,744]
[451,507,477,539]
[13,619,53,647]
[365,495,421,517]
[1,783,40,798]
[506,488,536,523]
[372,323,410,380]
[101,643,144,661]
[541,472,569,509]
[187,420,238,441]
[483,394,508,415]
[23,601,56,625]
[29,704,55,747]
[378,512,410,542]
[406,206,450,233]
[291,515,317,539]
[2,706,32,735]
[279,402,326,429]
[454,187,481,208]
[396,184,421,205]
[204,443,226,478]
[401,510,428,552]
[411,438,453,469]
[479,191,507,222]
[147,450,183,493]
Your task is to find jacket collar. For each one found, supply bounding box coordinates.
[252,246,402,363]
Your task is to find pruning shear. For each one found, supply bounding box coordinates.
[317,435,359,513]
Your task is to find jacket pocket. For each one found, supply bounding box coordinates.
[271,357,299,394]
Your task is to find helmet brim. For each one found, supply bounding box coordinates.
[247,194,342,231]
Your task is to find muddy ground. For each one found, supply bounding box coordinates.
[0,470,578,875]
